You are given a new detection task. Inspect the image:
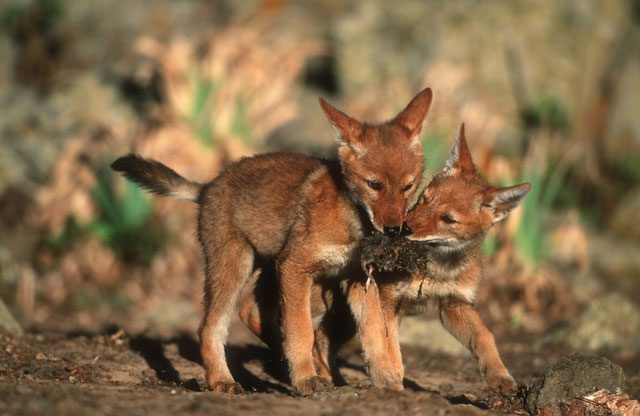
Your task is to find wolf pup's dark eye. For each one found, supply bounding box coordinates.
[402,183,413,192]
[367,180,382,191]
[441,214,456,224]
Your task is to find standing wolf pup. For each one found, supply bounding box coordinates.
[111,87,432,395]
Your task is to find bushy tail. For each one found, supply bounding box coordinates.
[111,154,202,202]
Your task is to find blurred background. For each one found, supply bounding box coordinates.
[0,0,639,356]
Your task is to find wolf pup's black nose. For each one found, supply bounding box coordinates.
[384,226,401,237]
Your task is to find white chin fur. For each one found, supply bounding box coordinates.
[346,189,383,233]
[406,235,444,243]
[432,243,466,255]
[407,235,470,253]
[362,204,384,233]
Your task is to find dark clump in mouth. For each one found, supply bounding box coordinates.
[360,232,432,275]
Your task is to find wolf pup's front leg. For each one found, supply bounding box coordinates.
[439,297,516,395]
[279,262,331,395]
[345,281,404,391]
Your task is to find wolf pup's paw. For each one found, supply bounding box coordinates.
[209,381,245,394]
[294,375,332,396]
[485,371,517,396]
[369,364,404,392]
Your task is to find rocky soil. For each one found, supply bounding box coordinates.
[2,318,640,416]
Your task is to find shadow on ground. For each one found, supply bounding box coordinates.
[128,332,291,394]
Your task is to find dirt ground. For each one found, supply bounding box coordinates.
[2,319,639,416]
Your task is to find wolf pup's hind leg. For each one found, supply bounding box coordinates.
[198,212,255,394]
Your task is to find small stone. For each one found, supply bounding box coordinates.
[142,368,156,378]
[525,353,625,415]
[35,352,46,360]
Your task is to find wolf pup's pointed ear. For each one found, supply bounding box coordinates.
[487,183,531,224]
[319,97,364,154]
[444,123,475,175]
[394,87,433,139]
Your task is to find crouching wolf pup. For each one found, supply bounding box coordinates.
[363,123,530,395]
[111,87,432,395]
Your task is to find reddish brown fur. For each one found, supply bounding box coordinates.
[340,123,423,229]
[320,90,429,233]
[376,124,529,394]
[238,124,530,395]
[111,88,433,395]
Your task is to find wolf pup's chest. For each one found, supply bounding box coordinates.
[317,242,355,269]
[313,212,362,277]
[397,262,479,305]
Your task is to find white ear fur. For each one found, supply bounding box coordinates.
[409,135,422,154]
[443,130,461,175]
[336,135,365,157]
[489,184,531,223]
[319,97,364,156]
